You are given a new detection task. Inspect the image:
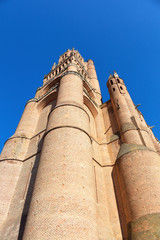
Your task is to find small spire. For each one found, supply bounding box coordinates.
[108,74,113,80]
[72,47,75,51]
[113,70,119,78]
[52,62,56,70]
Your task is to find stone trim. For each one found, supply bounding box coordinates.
[92,157,115,168]
[60,70,96,94]
[30,129,46,140]
[121,122,137,134]
[117,143,158,160]
[26,82,59,105]
[49,103,90,122]
[4,135,30,145]
[120,122,150,135]
[44,126,92,142]
[67,63,78,68]
[110,133,120,142]
[4,129,46,144]
[91,135,119,145]
[60,68,95,92]
[36,70,98,108]
[31,73,95,106]
[127,213,160,240]
[0,151,41,163]
[61,70,83,80]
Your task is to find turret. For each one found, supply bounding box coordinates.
[107,72,160,239]
[107,72,142,145]
[87,59,102,105]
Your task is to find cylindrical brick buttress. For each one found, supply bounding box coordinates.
[107,76,160,239]
[23,65,99,240]
[116,148,160,239]
[0,101,39,238]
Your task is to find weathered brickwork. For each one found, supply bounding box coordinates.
[0,49,160,239]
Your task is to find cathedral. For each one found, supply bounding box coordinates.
[0,49,160,240]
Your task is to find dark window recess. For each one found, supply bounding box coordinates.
[120,86,123,90]
[110,80,113,85]
[117,79,120,83]
[113,88,115,92]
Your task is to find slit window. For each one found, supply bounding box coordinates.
[117,79,120,83]
[120,86,123,90]
[110,80,113,85]
[113,88,115,91]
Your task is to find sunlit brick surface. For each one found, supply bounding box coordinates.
[1,50,160,240]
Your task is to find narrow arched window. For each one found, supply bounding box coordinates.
[110,80,113,85]
[117,79,120,83]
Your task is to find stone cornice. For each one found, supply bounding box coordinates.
[0,151,41,163]
[50,103,90,122]
[44,125,92,143]
[61,70,83,80]
[37,67,94,96]
[117,143,158,160]
[120,122,150,134]
[26,82,59,105]
[29,72,97,107]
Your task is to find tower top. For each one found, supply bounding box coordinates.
[58,48,84,64]
[107,70,120,81]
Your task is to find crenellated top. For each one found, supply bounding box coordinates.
[33,49,100,108]
[58,48,84,64]
[43,48,90,86]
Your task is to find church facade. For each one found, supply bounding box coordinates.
[0,49,160,240]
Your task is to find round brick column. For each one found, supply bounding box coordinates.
[14,101,39,138]
[116,148,160,239]
[107,76,160,239]
[23,65,99,240]
[1,101,39,161]
[0,101,39,238]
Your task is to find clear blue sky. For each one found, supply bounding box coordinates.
[0,0,160,152]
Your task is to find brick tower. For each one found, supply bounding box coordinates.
[0,49,160,240]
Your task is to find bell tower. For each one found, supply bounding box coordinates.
[0,50,160,240]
